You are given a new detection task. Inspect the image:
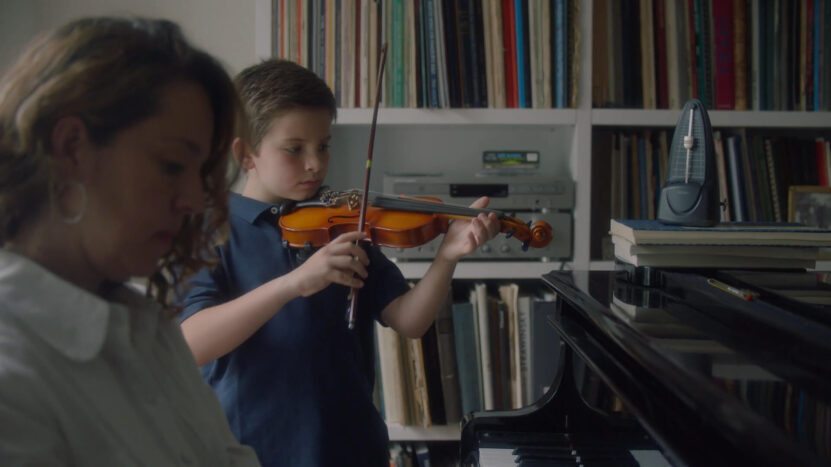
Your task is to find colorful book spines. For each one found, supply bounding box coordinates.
[274,0,573,108]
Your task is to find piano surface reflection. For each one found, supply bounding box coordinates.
[461,269,831,466]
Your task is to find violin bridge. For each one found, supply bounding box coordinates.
[319,189,363,210]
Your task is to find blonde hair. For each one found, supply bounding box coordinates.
[0,17,241,307]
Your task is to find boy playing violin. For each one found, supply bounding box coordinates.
[179,58,500,467]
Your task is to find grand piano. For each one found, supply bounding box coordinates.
[460,267,831,466]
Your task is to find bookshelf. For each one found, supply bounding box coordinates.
[255,0,831,447]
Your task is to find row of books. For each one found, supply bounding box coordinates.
[713,132,831,223]
[374,283,560,427]
[272,0,578,109]
[593,0,831,111]
[591,129,831,260]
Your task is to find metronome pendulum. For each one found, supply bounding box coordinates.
[656,98,720,227]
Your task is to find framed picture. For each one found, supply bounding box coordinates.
[788,185,831,228]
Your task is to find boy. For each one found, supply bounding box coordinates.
[179,59,499,467]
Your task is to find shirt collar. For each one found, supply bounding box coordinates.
[230,192,283,225]
[0,249,161,361]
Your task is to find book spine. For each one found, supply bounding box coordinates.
[474,284,494,410]
[514,0,527,108]
[425,0,439,108]
[726,134,748,222]
[452,302,483,416]
[392,0,404,107]
[416,0,427,107]
[405,337,432,427]
[435,298,462,423]
[420,324,447,425]
[502,0,517,108]
[434,0,450,107]
[713,131,732,221]
[517,296,532,406]
[639,0,656,109]
[687,0,700,99]
[487,298,505,409]
[764,138,782,222]
[752,134,772,221]
[738,131,760,221]
[442,0,461,107]
[468,0,485,108]
[814,138,829,186]
[554,0,566,108]
[456,0,472,108]
[655,0,669,109]
[813,0,821,111]
[490,0,507,108]
[733,0,747,110]
[713,0,735,109]
[481,0,495,107]
[375,322,410,425]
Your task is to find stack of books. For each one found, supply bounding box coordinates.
[610,219,831,269]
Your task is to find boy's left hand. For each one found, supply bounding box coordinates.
[437,196,500,263]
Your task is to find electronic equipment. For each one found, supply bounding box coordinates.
[381,174,574,260]
[656,98,720,226]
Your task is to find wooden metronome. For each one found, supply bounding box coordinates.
[656,99,720,226]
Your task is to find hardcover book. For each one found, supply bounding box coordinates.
[610,218,831,246]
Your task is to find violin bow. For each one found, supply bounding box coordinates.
[347,43,388,330]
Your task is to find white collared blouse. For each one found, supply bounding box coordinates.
[0,249,260,466]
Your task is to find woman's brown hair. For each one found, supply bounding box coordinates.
[0,17,241,307]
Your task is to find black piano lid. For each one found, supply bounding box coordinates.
[542,270,831,467]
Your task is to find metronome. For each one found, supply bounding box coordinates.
[656,99,720,226]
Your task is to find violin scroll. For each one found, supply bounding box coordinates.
[527,220,554,249]
[497,217,553,251]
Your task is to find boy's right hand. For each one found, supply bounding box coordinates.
[292,231,370,297]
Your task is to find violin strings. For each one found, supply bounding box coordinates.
[372,194,504,219]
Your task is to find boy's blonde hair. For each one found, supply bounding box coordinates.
[234,59,337,150]
[0,17,240,307]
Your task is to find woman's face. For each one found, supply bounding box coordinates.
[79,81,214,281]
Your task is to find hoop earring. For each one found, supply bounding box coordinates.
[53,181,88,224]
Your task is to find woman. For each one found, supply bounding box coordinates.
[0,17,260,465]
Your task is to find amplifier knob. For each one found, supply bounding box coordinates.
[481,244,491,253]
[500,244,511,253]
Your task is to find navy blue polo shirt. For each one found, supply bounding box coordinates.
[181,192,410,467]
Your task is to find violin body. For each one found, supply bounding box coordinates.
[278,194,553,251]
[279,204,448,248]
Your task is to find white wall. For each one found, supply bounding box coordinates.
[0,0,259,76]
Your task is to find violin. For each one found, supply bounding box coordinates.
[278,190,553,251]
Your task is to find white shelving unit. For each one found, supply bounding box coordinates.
[255,0,831,444]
